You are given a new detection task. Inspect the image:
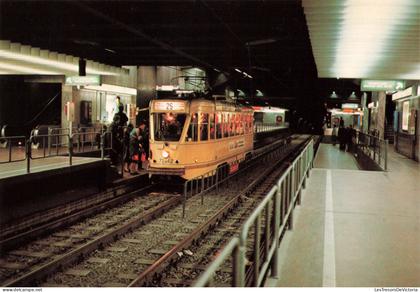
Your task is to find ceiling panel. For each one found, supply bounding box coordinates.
[302,0,420,80]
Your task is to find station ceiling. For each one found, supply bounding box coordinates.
[302,0,419,80]
[0,0,318,95]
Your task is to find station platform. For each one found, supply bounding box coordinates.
[0,151,149,226]
[0,156,102,180]
[266,143,420,287]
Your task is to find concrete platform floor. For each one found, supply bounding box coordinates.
[0,156,103,179]
[266,143,420,287]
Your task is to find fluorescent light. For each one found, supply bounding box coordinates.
[104,48,116,54]
[235,68,243,73]
[156,85,179,91]
[333,0,409,78]
[246,38,277,46]
[0,60,62,74]
[392,86,413,101]
[242,71,253,79]
[0,69,19,74]
[302,0,420,79]
[0,48,120,75]
[84,83,137,95]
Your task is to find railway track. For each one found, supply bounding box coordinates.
[0,134,308,287]
[0,175,152,247]
[137,136,311,287]
[0,191,180,286]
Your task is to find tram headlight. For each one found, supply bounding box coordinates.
[162,150,169,158]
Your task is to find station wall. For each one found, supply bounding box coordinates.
[0,76,61,136]
[393,84,420,162]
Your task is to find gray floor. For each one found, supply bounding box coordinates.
[266,143,420,287]
[0,156,103,179]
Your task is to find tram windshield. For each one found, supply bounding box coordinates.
[153,113,186,141]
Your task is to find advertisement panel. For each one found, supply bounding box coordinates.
[402,101,409,131]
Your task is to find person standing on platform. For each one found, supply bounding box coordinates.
[123,123,134,173]
[110,105,128,166]
[332,124,338,146]
[112,96,123,116]
[338,125,346,151]
[346,125,356,152]
[129,122,146,174]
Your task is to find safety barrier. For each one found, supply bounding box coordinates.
[100,131,113,160]
[355,131,388,171]
[30,133,70,159]
[0,130,113,174]
[0,136,27,164]
[254,123,288,133]
[181,136,292,219]
[181,164,229,218]
[194,138,314,287]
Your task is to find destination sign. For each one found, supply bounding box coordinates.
[154,101,186,111]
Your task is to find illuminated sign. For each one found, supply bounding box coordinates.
[154,101,186,111]
[402,101,409,131]
[341,103,359,109]
[156,85,179,91]
[65,75,101,86]
[392,87,412,101]
[361,80,405,92]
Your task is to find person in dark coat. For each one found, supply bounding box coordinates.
[346,125,356,152]
[338,125,346,150]
[123,123,134,172]
[129,121,146,174]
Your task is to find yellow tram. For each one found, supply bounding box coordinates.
[148,99,254,180]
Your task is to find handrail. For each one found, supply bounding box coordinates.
[0,136,27,164]
[195,138,314,287]
[1,129,113,174]
[355,130,388,171]
[194,237,241,287]
[181,136,292,218]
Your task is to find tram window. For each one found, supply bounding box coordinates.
[216,113,222,139]
[200,113,209,141]
[250,114,253,131]
[230,114,235,136]
[209,114,215,140]
[223,112,229,138]
[237,114,242,135]
[239,114,244,135]
[232,114,236,136]
[187,113,198,142]
[153,113,186,141]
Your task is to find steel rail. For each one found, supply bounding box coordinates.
[0,184,155,253]
[3,195,182,287]
[128,136,311,287]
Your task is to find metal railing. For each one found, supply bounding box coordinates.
[254,123,288,133]
[30,133,70,159]
[194,138,314,287]
[355,131,388,171]
[0,130,113,174]
[181,136,292,219]
[181,164,229,218]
